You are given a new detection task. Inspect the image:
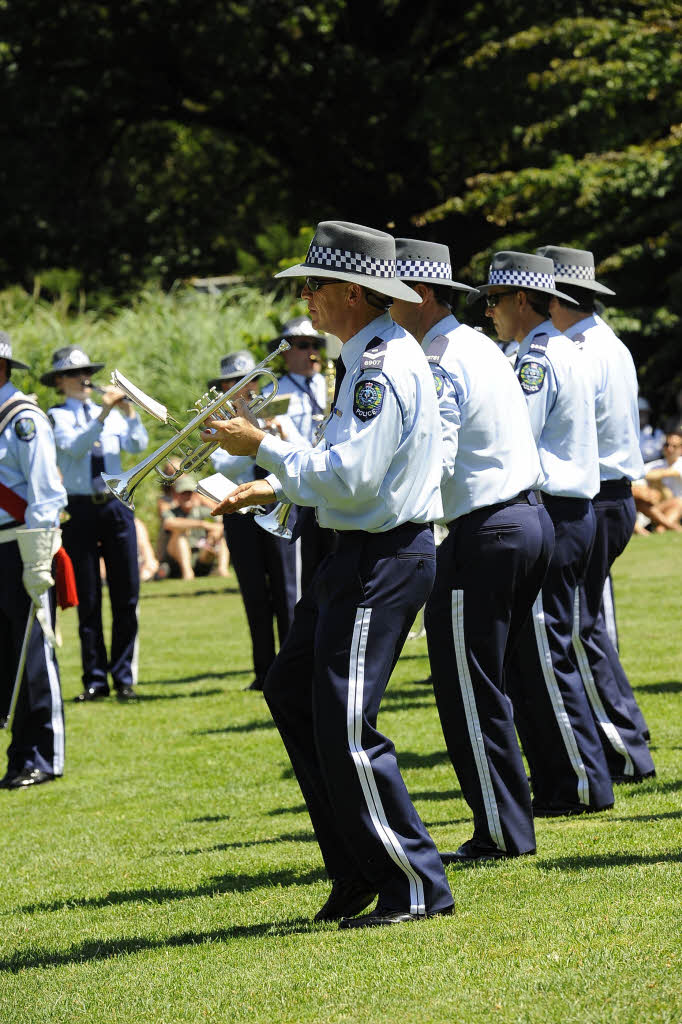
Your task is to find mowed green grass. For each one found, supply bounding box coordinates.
[0,535,680,1024]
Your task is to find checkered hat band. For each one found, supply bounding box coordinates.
[395,259,451,280]
[553,262,595,281]
[489,268,555,289]
[0,340,11,359]
[307,244,395,279]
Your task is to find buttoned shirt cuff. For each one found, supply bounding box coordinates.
[264,473,285,501]
[257,433,296,502]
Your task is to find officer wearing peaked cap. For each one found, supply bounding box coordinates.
[44,345,149,703]
[208,350,298,690]
[538,245,655,784]
[391,239,554,861]
[200,221,454,928]
[0,333,67,788]
[471,250,616,818]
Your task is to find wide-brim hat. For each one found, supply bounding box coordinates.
[275,221,421,303]
[266,316,326,352]
[535,245,616,296]
[468,251,578,305]
[207,349,256,390]
[0,331,29,371]
[40,345,105,386]
[394,238,476,294]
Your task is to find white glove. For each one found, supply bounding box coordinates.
[16,528,61,608]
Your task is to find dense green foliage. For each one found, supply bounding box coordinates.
[1,1,680,415]
[0,536,680,1023]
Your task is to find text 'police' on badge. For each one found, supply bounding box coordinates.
[353,380,385,421]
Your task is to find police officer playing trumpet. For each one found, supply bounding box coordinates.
[43,346,149,703]
[201,221,454,929]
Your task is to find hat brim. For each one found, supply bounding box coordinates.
[552,277,616,297]
[207,375,244,389]
[40,362,105,386]
[398,275,476,294]
[468,283,579,305]
[275,264,422,303]
[7,357,30,371]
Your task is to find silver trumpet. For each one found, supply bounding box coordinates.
[101,342,290,510]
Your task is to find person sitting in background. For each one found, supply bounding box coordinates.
[135,518,159,581]
[159,475,230,579]
[643,430,682,532]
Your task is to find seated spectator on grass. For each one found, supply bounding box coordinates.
[159,475,230,579]
[135,517,160,582]
[637,430,682,533]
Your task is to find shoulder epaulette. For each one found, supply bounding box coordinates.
[528,332,549,356]
[425,334,450,366]
[0,395,49,436]
[360,336,388,372]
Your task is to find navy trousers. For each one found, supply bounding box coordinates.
[0,540,64,777]
[62,496,139,693]
[425,494,554,857]
[264,523,453,916]
[223,513,298,687]
[575,483,654,779]
[506,496,614,813]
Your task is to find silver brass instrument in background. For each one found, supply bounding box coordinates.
[101,342,290,511]
[254,355,336,540]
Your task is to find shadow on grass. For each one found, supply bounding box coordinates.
[410,788,462,802]
[383,685,435,702]
[0,917,318,973]
[633,679,682,695]
[536,850,682,872]
[194,719,275,736]
[267,804,307,817]
[18,866,327,916]
[141,586,241,599]
[609,810,682,823]
[396,750,450,770]
[181,830,316,854]
[132,688,226,702]
[141,670,251,686]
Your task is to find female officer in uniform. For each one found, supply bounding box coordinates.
[201,221,454,929]
[43,346,148,703]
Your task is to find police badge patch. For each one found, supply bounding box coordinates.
[353,379,385,420]
[15,417,36,441]
[518,360,546,394]
[432,372,444,398]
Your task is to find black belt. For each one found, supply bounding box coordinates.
[596,478,632,498]
[68,493,113,506]
[448,490,537,529]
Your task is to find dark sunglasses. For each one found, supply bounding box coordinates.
[304,276,338,292]
[291,339,322,350]
[61,369,91,378]
[485,290,519,308]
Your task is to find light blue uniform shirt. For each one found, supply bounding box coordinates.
[210,449,259,486]
[0,381,67,529]
[257,313,443,532]
[423,315,541,521]
[49,396,148,495]
[273,371,327,446]
[562,315,645,482]
[516,320,600,499]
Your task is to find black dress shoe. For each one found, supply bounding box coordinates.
[8,768,55,789]
[314,878,378,922]
[532,801,613,817]
[611,770,655,785]
[73,687,109,702]
[440,839,515,864]
[116,686,137,702]
[339,904,454,929]
[0,772,19,789]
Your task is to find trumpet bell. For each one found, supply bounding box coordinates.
[254,501,293,540]
[101,472,136,510]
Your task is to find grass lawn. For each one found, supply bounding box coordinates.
[1,534,680,1024]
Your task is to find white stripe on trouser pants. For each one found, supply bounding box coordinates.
[531,593,590,805]
[347,607,426,916]
[451,590,506,852]
[42,592,64,776]
[602,576,619,651]
[572,591,634,776]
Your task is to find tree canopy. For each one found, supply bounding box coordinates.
[0,0,680,415]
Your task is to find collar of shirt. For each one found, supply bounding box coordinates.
[516,318,561,359]
[63,395,98,418]
[562,314,596,340]
[421,314,459,351]
[339,312,393,373]
[0,380,17,404]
